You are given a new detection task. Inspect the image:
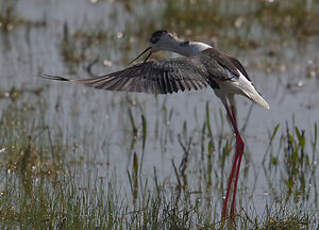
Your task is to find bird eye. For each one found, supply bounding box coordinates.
[150,36,159,44]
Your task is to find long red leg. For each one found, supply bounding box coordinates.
[222,104,245,221]
[222,145,239,219]
[230,105,245,216]
[222,104,238,220]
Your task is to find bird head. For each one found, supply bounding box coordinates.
[129,30,180,65]
[149,30,179,52]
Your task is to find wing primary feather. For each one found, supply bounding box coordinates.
[176,78,185,91]
[109,78,127,91]
[101,77,124,90]
[91,76,117,88]
[170,74,179,92]
[160,73,167,94]
[164,71,173,94]
[39,73,70,82]
[41,56,212,94]
[178,68,192,91]
[187,74,199,90]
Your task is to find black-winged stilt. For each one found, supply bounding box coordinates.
[41,30,269,221]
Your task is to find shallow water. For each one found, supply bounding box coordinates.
[1,0,318,220]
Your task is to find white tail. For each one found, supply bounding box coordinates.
[245,89,270,109]
[235,71,270,110]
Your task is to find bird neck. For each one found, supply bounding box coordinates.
[170,40,212,57]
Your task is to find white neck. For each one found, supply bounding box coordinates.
[168,41,212,57]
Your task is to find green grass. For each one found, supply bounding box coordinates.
[0,88,317,229]
[0,0,319,229]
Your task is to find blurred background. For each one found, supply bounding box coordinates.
[0,0,318,229]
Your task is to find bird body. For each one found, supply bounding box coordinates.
[42,45,268,109]
[41,30,269,221]
[146,31,269,109]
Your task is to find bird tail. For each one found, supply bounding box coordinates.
[245,89,269,110]
[235,72,270,110]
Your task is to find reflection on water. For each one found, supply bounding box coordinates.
[0,0,318,226]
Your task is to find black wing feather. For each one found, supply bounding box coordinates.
[40,48,246,94]
[40,56,212,94]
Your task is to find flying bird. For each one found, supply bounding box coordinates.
[40,30,269,221]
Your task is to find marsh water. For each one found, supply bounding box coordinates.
[1,0,318,225]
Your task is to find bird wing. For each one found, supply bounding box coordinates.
[200,48,246,81]
[40,57,211,94]
[227,56,251,81]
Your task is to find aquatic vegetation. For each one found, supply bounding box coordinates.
[0,1,45,32]
[0,0,319,229]
[0,89,317,229]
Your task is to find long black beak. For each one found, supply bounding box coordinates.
[128,47,152,65]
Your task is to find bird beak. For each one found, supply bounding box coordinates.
[128,47,152,65]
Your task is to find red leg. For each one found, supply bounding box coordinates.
[230,106,245,216]
[222,104,245,220]
[222,104,238,220]
[230,132,244,216]
[222,147,239,220]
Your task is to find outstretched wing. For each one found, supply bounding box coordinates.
[199,48,250,81]
[227,56,251,81]
[40,57,212,94]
